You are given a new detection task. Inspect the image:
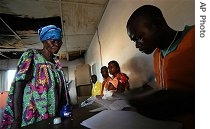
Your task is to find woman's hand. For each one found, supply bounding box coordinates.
[108,83,116,91]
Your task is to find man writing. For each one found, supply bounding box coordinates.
[126,5,194,129]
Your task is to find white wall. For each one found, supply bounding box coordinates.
[85,0,195,89]
[61,58,85,104]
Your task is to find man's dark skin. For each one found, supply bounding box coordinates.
[126,5,194,129]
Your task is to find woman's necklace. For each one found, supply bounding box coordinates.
[165,31,179,55]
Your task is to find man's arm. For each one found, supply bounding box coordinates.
[128,89,195,120]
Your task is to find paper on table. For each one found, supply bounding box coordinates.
[94,98,130,111]
[81,96,96,107]
[89,97,130,112]
[108,100,130,110]
[81,110,182,129]
[94,98,115,109]
[89,107,107,112]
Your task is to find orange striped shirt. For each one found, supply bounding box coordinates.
[153,26,195,92]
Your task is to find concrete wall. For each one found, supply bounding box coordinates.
[63,58,85,104]
[85,0,195,89]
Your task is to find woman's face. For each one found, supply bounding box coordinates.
[108,63,119,76]
[43,39,62,54]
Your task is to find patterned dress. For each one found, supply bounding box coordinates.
[1,49,66,128]
[109,73,130,92]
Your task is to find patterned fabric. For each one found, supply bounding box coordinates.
[109,73,130,92]
[102,76,112,91]
[1,49,65,128]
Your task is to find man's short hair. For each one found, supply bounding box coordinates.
[127,5,166,28]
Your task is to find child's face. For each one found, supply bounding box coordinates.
[101,68,109,78]
[91,76,97,84]
[108,63,119,76]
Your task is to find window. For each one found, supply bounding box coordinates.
[6,70,16,91]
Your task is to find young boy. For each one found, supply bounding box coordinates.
[100,66,112,95]
[90,75,102,96]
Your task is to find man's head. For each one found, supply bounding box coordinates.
[91,75,97,84]
[126,5,168,54]
[101,66,109,79]
[38,25,63,54]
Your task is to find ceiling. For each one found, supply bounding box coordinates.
[0,0,109,60]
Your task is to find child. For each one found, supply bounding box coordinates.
[90,75,102,96]
[108,60,130,93]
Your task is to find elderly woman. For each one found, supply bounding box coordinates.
[1,25,67,129]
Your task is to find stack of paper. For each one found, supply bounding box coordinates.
[108,100,130,110]
[81,110,182,129]
[94,98,130,110]
[89,99,130,112]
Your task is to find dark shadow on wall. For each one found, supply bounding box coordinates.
[121,55,155,89]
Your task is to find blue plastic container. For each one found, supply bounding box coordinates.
[60,104,72,118]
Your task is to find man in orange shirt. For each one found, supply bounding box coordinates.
[100,66,112,95]
[126,5,194,129]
